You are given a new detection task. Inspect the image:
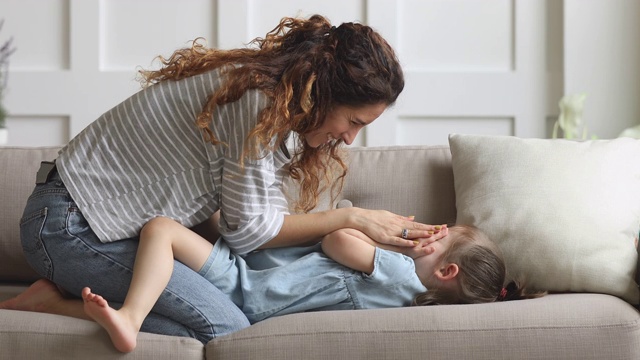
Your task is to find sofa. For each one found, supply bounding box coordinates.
[1,144,639,359]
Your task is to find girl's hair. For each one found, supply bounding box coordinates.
[138,15,404,212]
[412,225,545,306]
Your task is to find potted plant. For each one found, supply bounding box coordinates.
[0,19,15,145]
[552,93,597,140]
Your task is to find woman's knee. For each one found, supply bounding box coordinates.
[155,261,250,341]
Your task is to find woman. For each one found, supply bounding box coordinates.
[6,14,442,343]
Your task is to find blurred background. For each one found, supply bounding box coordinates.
[0,0,638,147]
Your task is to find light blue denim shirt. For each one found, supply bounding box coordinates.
[199,241,427,323]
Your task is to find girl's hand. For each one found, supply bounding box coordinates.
[350,207,447,247]
[404,226,449,259]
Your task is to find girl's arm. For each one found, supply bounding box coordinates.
[321,227,443,274]
[321,228,378,274]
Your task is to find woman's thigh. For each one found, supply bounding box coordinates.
[20,173,250,343]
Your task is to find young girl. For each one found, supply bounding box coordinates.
[81,219,542,352]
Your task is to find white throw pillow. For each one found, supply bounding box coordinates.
[449,134,640,304]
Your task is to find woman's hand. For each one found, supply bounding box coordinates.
[266,206,446,250]
[349,207,448,248]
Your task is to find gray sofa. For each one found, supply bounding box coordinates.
[1,145,639,359]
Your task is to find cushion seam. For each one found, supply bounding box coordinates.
[213,319,640,342]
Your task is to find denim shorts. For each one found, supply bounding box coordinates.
[20,166,249,342]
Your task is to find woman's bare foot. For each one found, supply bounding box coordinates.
[0,279,66,313]
[82,287,139,353]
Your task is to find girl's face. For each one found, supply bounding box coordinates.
[303,103,387,148]
[413,235,456,287]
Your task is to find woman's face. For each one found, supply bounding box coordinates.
[303,102,388,148]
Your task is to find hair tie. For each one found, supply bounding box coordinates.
[498,287,508,300]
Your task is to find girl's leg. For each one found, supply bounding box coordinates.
[0,277,203,342]
[19,175,249,347]
[80,217,215,351]
[82,217,215,352]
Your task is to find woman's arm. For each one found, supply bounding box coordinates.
[261,207,444,250]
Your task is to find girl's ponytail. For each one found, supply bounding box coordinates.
[497,280,546,302]
[412,225,546,306]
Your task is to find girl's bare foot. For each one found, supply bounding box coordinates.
[0,279,65,312]
[82,287,139,353]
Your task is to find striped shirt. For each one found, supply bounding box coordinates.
[56,68,291,254]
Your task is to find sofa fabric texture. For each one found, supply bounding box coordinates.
[1,144,639,359]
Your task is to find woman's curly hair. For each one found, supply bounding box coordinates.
[138,14,404,212]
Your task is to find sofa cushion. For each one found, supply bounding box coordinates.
[342,146,457,225]
[0,146,61,282]
[285,145,457,225]
[207,293,640,360]
[449,134,640,304]
[0,306,204,359]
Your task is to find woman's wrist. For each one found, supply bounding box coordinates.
[341,206,364,231]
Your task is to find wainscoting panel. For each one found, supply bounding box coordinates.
[366,0,562,146]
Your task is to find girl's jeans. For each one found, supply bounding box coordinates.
[19,167,250,343]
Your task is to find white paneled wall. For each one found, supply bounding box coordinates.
[368,0,556,145]
[564,0,640,139]
[100,0,218,71]
[0,0,638,147]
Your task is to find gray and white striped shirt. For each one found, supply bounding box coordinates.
[56,68,291,254]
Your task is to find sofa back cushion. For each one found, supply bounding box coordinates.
[287,145,457,225]
[0,147,61,282]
